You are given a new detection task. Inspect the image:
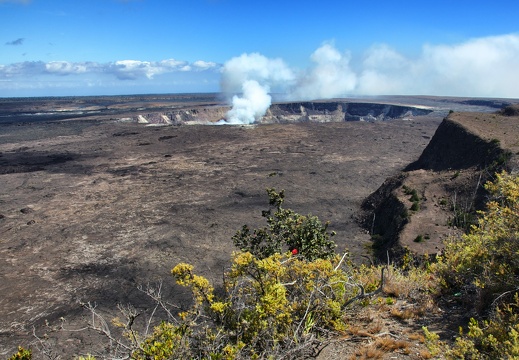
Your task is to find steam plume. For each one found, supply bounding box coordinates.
[220,53,294,125]
[221,34,519,124]
[290,43,357,100]
[225,80,271,124]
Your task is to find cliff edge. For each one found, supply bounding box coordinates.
[361,106,519,261]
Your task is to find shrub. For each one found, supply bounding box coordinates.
[437,171,519,311]
[446,294,519,359]
[7,347,32,360]
[409,190,420,202]
[130,252,358,359]
[130,191,354,359]
[232,188,336,261]
[435,171,519,358]
[414,235,424,243]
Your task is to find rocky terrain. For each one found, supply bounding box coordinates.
[361,105,519,261]
[0,95,517,357]
[1,94,510,126]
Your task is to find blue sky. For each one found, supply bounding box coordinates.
[1,0,519,98]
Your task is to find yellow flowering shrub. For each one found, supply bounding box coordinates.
[435,171,519,359]
[437,171,519,310]
[129,251,359,359]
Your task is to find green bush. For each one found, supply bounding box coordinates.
[232,188,336,261]
[409,190,420,202]
[129,191,354,359]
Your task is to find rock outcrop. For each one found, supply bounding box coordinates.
[360,109,519,262]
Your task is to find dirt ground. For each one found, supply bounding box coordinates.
[0,114,444,356]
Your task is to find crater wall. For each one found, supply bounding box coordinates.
[132,101,434,124]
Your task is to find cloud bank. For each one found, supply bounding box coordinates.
[1,33,518,103]
[221,34,519,123]
[0,59,219,80]
[357,34,519,97]
[0,59,221,96]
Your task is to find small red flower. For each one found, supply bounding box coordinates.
[291,248,298,255]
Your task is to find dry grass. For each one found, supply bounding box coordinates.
[390,307,417,320]
[418,349,433,359]
[390,302,430,321]
[347,337,411,359]
[407,332,425,342]
[348,344,385,360]
[335,264,440,359]
[374,336,411,352]
[347,324,376,338]
[367,319,384,334]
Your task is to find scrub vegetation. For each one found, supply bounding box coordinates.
[10,172,519,359]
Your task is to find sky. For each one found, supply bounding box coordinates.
[1,0,519,99]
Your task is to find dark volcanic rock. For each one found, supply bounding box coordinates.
[264,101,433,123]
[500,104,519,116]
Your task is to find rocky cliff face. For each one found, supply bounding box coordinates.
[360,109,518,262]
[132,101,433,124]
[132,106,230,125]
[263,102,433,123]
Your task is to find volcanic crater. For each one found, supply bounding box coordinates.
[0,95,517,357]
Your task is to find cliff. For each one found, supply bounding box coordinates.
[262,102,433,123]
[131,101,433,124]
[361,108,519,262]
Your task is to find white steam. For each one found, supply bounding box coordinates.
[221,34,519,124]
[219,53,294,125]
[225,80,272,124]
[291,43,357,100]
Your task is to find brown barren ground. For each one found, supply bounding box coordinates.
[0,115,442,356]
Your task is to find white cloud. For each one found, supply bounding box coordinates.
[2,34,519,98]
[357,34,519,97]
[0,58,220,80]
[45,61,93,75]
[0,58,222,96]
[158,59,187,68]
[289,43,357,100]
[192,60,218,70]
[221,52,295,93]
[0,61,46,77]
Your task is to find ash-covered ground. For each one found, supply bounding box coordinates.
[0,95,512,356]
